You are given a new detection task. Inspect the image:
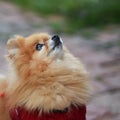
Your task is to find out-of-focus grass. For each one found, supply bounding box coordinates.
[11,0,120,33]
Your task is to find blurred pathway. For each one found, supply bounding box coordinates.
[0,1,120,120]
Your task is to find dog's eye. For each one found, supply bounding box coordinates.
[36,43,44,51]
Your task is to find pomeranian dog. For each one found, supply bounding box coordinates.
[0,33,92,120]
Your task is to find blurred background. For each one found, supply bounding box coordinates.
[0,0,120,119]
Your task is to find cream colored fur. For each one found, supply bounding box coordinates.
[0,33,92,118]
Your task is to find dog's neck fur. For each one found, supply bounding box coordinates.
[8,50,91,113]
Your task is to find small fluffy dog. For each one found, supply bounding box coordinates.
[0,33,92,120]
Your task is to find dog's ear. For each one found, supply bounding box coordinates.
[6,35,24,59]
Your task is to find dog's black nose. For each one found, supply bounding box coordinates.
[52,35,61,46]
[52,35,60,41]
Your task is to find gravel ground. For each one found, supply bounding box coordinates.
[0,1,120,120]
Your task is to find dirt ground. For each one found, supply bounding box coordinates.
[0,1,120,120]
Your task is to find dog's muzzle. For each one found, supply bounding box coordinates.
[51,35,63,49]
[47,35,63,57]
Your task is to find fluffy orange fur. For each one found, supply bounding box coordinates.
[0,33,92,118]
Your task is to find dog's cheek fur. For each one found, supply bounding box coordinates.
[14,50,50,80]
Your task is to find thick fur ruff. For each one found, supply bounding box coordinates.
[0,33,92,119]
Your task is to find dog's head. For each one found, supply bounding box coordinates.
[7,33,63,61]
[7,33,69,78]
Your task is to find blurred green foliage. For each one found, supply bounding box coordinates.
[11,0,120,33]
